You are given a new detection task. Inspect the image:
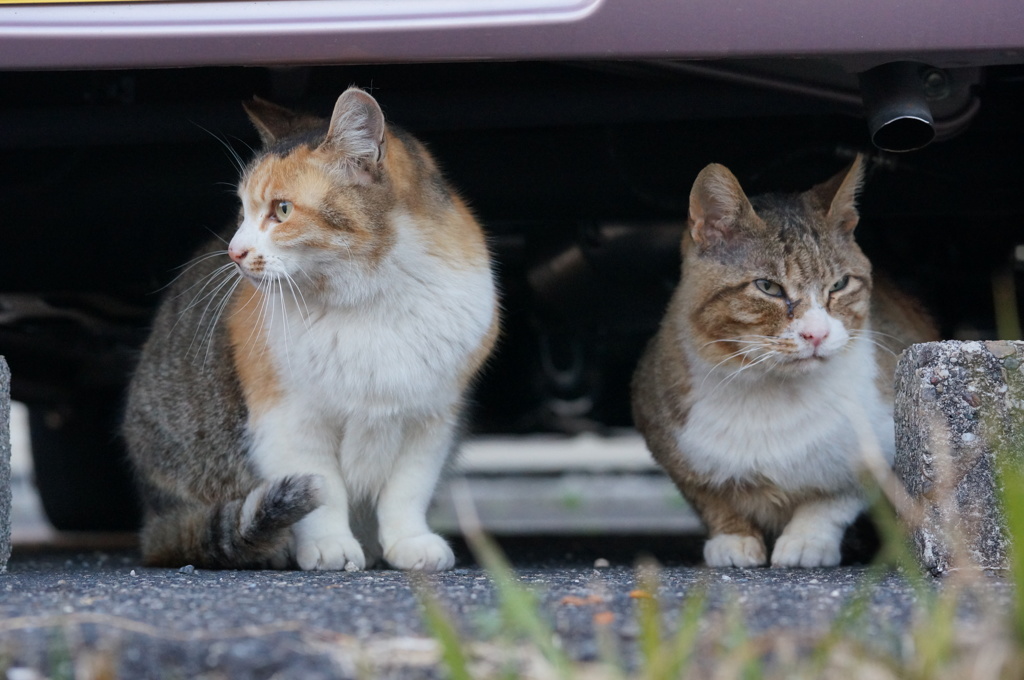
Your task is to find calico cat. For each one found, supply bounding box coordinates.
[123,87,499,572]
[632,156,937,568]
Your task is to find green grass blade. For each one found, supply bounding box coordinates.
[634,560,663,675]
[660,587,706,680]
[417,583,474,680]
[466,531,573,679]
[998,451,1024,641]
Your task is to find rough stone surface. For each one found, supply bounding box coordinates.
[895,340,1024,575]
[0,356,9,572]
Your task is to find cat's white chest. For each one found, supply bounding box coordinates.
[269,267,492,419]
[674,340,892,492]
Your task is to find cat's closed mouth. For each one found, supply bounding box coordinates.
[792,355,829,367]
[233,265,267,283]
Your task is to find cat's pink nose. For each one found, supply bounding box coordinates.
[801,329,829,348]
[228,246,249,264]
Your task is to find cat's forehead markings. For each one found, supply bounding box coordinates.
[244,147,323,204]
[787,246,823,285]
[242,157,278,201]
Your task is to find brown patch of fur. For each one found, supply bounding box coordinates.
[227,280,283,419]
[631,299,694,448]
[423,194,492,269]
[382,129,490,269]
[870,274,940,400]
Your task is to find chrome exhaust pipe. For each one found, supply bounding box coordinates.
[858,62,936,153]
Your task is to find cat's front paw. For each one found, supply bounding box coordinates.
[704,534,766,568]
[384,533,455,572]
[771,532,841,568]
[296,534,366,571]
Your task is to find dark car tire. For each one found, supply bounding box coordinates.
[28,397,141,532]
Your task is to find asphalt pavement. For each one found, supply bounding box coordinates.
[3,424,1017,678]
[1,536,1013,679]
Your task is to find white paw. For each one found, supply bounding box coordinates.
[771,532,841,568]
[384,534,455,572]
[704,534,766,567]
[296,533,366,571]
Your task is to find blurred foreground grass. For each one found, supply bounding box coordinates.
[416,476,1024,680]
[2,435,1022,679]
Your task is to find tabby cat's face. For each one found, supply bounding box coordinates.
[682,158,872,376]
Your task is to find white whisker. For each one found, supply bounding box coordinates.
[240,278,267,359]
[699,344,770,391]
[849,331,898,357]
[228,134,256,158]
[174,265,234,340]
[204,228,231,246]
[277,278,295,377]
[712,350,779,392]
[699,335,774,350]
[194,123,248,175]
[253,278,276,362]
[283,271,313,331]
[850,328,904,343]
[160,252,230,293]
[201,275,242,366]
[172,262,236,311]
[185,267,239,358]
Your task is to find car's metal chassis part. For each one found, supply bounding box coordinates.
[2,0,1024,72]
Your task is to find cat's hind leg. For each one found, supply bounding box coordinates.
[771,494,863,567]
[140,474,322,569]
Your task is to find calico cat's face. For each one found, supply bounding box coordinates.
[228,89,395,293]
[681,157,872,375]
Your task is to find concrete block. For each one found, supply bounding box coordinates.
[894,340,1024,575]
[0,356,9,572]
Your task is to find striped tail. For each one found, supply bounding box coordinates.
[140,475,322,569]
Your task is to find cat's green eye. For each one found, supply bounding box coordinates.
[830,275,850,293]
[754,279,785,298]
[273,200,293,221]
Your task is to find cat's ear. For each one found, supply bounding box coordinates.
[243,97,320,147]
[688,163,755,251]
[812,154,865,233]
[319,87,387,181]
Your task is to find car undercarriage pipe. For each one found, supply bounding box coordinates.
[858,62,936,153]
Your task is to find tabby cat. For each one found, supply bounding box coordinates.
[123,87,499,572]
[632,156,937,567]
